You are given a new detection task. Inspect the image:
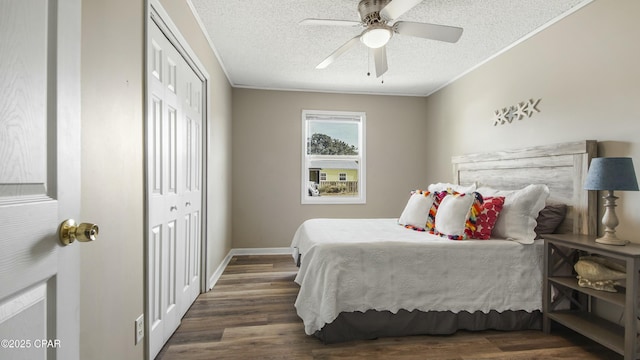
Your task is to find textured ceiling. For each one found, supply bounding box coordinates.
[189,0,591,96]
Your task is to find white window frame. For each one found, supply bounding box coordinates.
[339,173,347,181]
[301,110,366,205]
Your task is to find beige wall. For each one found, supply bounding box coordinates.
[232,89,429,248]
[424,0,640,242]
[80,0,232,359]
[80,0,144,359]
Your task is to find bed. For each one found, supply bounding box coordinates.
[291,140,597,343]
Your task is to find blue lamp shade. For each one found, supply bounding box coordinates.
[584,157,639,191]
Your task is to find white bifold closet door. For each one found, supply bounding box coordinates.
[147,20,203,358]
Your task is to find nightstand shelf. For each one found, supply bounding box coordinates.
[543,233,640,360]
[548,276,626,307]
[546,311,625,355]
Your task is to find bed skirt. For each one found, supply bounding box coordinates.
[313,309,542,344]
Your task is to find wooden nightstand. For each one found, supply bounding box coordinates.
[543,233,640,360]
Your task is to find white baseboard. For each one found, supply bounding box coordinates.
[208,247,293,290]
[229,247,292,256]
[207,251,234,290]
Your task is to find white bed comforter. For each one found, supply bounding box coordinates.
[292,218,544,335]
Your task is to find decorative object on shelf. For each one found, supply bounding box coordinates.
[493,98,541,126]
[574,256,626,292]
[584,157,639,246]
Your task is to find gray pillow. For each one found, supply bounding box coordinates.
[535,203,567,238]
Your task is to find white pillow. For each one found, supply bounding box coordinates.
[428,182,476,194]
[477,184,550,244]
[398,191,435,230]
[434,193,475,239]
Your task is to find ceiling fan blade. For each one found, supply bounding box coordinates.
[394,21,463,43]
[316,35,362,69]
[299,18,361,27]
[371,46,388,78]
[380,0,424,21]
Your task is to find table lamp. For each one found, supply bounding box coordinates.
[584,157,639,245]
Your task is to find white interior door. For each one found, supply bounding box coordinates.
[147,18,203,358]
[0,1,81,359]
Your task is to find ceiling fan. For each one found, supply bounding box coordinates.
[300,0,463,78]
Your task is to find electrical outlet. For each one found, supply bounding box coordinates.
[135,314,144,345]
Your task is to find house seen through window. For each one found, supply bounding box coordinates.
[302,110,365,204]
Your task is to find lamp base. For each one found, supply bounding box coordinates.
[594,191,628,245]
[595,234,629,246]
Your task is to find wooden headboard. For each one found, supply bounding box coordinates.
[451,140,597,236]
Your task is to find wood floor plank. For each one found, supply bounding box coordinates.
[310,335,500,360]
[215,271,298,284]
[156,255,622,360]
[462,345,613,359]
[221,322,306,341]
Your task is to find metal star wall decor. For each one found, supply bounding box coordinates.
[493,98,541,126]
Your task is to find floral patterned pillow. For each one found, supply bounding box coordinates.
[471,196,505,240]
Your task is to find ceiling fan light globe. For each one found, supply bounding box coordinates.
[361,27,392,48]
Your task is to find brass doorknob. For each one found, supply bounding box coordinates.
[59,219,99,245]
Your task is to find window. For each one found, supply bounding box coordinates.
[302,110,365,204]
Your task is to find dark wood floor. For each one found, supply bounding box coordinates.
[156,254,622,359]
